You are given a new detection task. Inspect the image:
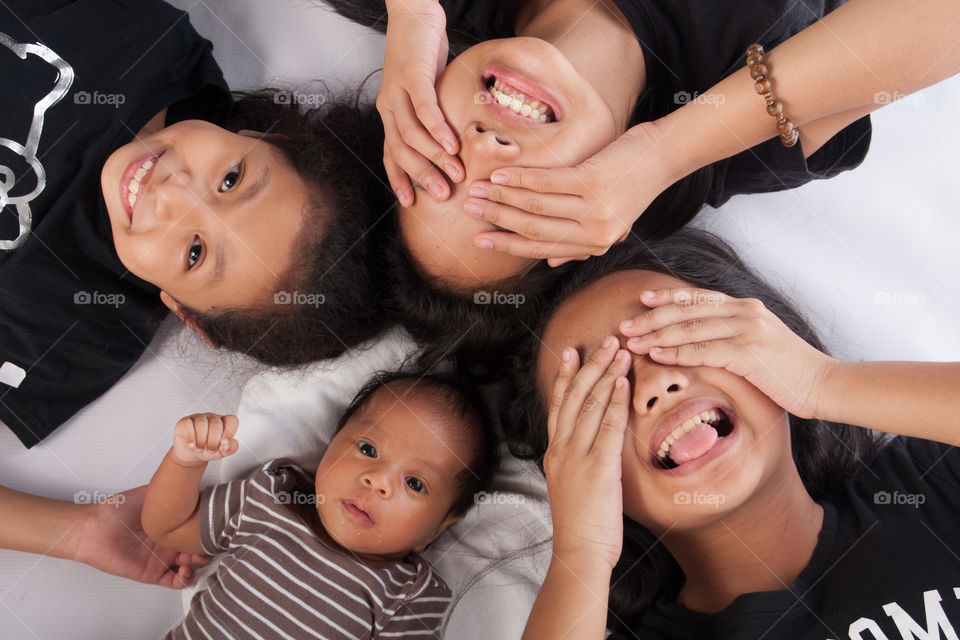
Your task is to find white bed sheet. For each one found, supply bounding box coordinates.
[1,1,958,637]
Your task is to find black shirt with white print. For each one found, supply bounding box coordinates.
[0,0,230,446]
[611,436,960,640]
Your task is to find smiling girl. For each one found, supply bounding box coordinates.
[504,230,960,639]
[0,0,391,445]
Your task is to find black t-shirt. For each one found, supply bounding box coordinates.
[0,0,230,447]
[439,0,872,208]
[614,437,960,640]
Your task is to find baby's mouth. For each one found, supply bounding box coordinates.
[654,408,735,470]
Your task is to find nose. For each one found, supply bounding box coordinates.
[360,465,393,499]
[463,122,522,164]
[153,169,201,223]
[631,356,690,416]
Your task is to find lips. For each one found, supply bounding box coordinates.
[647,398,737,471]
[481,62,563,128]
[119,150,164,223]
[342,500,374,526]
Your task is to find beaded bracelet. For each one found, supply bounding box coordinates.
[746,44,799,147]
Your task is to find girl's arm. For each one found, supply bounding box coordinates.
[620,288,960,444]
[0,485,208,588]
[141,413,239,554]
[523,339,632,640]
[471,0,960,262]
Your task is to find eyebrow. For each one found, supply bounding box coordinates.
[206,164,270,288]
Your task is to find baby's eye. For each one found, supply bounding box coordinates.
[358,441,377,458]
[405,477,425,493]
[218,165,243,193]
[187,236,204,269]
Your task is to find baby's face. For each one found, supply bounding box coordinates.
[313,386,471,558]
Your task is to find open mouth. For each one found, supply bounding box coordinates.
[120,150,164,221]
[481,63,561,125]
[342,500,374,526]
[485,77,556,123]
[654,408,735,470]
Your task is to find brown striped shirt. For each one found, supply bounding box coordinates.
[166,459,451,639]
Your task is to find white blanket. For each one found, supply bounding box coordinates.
[0,1,958,638]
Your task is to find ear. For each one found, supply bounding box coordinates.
[160,291,220,349]
[237,129,289,143]
[412,512,464,553]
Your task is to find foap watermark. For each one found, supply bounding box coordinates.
[673,290,725,308]
[74,491,126,507]
[74,290,125,308]
[474,491,525,506]
[473,290,526,308]
[873,290,925,307]
[274,291,325,307]
[74,90,126,108]
[873,91,925,107]
[874,490,925,509]
[674,490,726,508]
[274,91,327,108]
[275,490,324,506]
[674,91,726,107]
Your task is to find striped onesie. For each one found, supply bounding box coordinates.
[167,460,451,639]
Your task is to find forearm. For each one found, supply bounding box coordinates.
[141,449,206,543]
[654,0,960,181]
[816,362,960,443]
[385,0,439,13]
[522,551,612,640]
[0,486,87,560]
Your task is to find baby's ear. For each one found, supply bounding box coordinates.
[413,512,464,553]
[160,291,220,349]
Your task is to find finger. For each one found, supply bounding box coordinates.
[555,337,620,443]
[203,415,224,452]
[473,231,603,261]
[383,149,415,207]
[626,316,748,357]
[547,347,579,445]
[220,438,240,457]
[193,415,209,453]
[175,417,196,450]
[392,99,463,182]
[469,180,585,221]
[490,166,582,196]
[464,196,582,242]
[222,414,239,439]
[407,84,460,156]
[382,115,451,200]
[646,338,740,371]
[619,289,736,337]
[547,256,590,267]
[591,376,630,458]
[571,350,632,452]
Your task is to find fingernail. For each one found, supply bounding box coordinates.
[561,348,571,363]
[474,238,493,250]
[468,184,487,198]
[621,319,634,329]
[490,172,508,185]
[445,163,461,180]
[628,337,643,348]
[442,139,457,154]
[464,199,483,217]
[651,347,664,355]
[615,378,625,389]
[602,336,616,349]
[428,182,445,199]
[642,290,656,300]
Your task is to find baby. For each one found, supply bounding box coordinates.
[142,373,498,639]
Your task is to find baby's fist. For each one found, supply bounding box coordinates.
[172,413,239,466]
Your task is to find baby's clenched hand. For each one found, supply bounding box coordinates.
[172,413,239,467]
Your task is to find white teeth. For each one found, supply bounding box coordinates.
[128,194,136,207]
[128,181,139,194]
[142,159,154,170]
[134,167,147,180]
[655,410,723,460]
[487,80,553,122]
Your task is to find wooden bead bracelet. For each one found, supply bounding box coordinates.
[746,44,799,147]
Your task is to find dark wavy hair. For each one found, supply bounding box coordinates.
[335,370,501,517]
[183,89,395,366]
[500,228,886,633]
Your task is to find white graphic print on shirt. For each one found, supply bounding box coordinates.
[0,32,74,251]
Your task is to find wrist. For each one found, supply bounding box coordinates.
[166,448,209,470]
[624,119,695,190]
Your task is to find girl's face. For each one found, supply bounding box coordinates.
[101,120,308,313]
[399,37,621,291]
[538,270,796,533]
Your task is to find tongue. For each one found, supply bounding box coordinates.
[668,423,719,465]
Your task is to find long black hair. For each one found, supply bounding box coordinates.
[183,88,396,366]
[500,228,886,632]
